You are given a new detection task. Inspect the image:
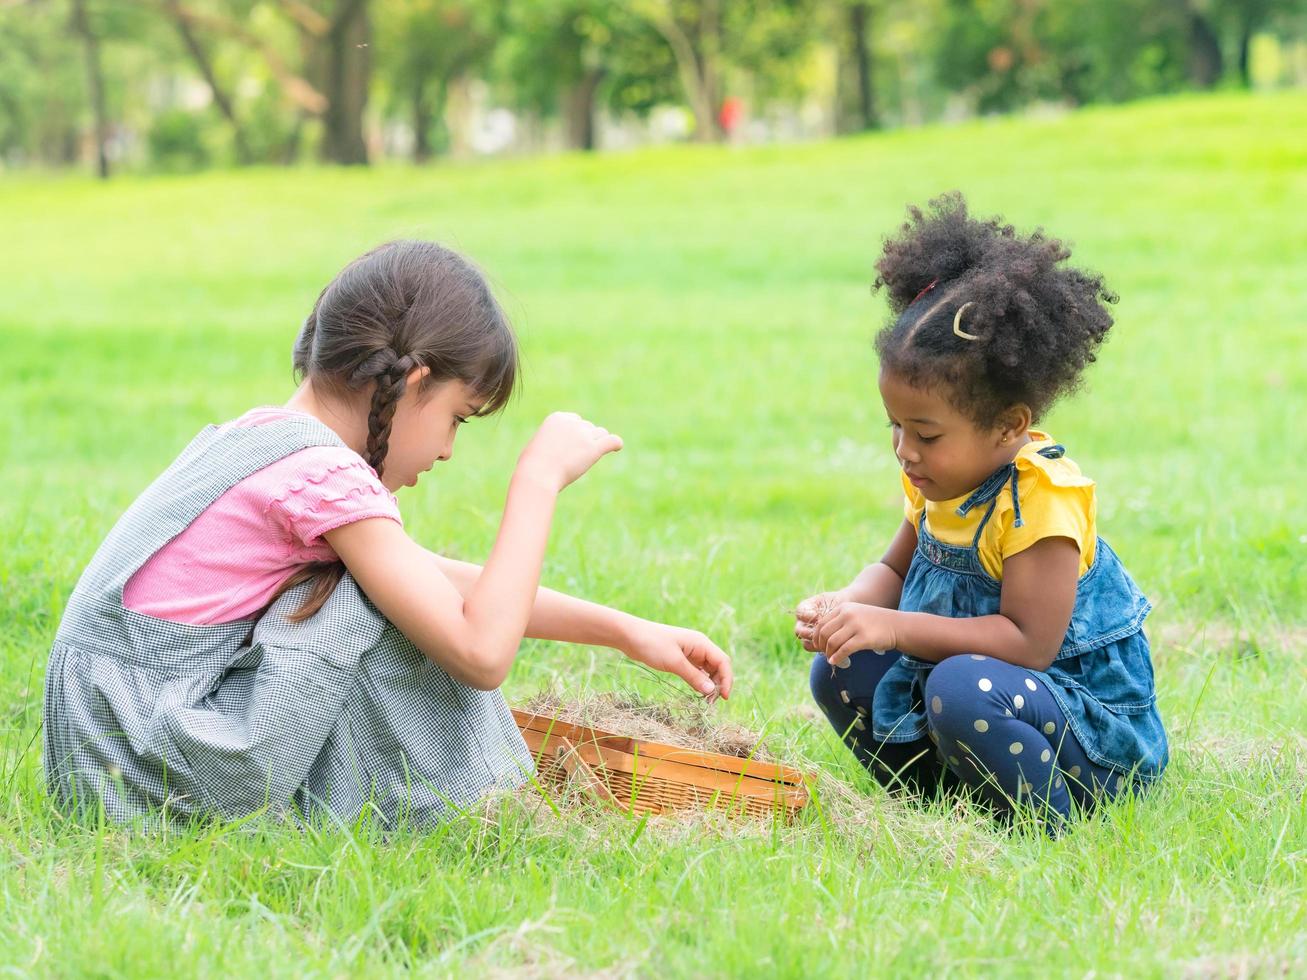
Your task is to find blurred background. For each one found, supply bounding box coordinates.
[3,0,1306,175]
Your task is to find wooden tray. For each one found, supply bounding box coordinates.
[513,708,810,821]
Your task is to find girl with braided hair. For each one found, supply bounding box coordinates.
[795,194,1167,830]
[45,240,731,827]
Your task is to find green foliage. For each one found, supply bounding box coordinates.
[491,2,682,125]
[147,107,213,170]
[4,0,1306,170]
[0,0,86,164]
[375,0,503,157]
[934,0,1192,112]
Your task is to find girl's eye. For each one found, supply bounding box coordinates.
[919,435,940,444]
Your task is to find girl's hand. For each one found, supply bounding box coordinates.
[517,412,623,492]
[814,602,900,667]
[620,620,734,700]
[793,589,851,652]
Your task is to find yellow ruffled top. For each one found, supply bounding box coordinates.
[901,429,1097,579]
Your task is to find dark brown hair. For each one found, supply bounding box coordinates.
[873,192,1117,427]
[276,240,517,621]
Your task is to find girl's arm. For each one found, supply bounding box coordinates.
[429,553,732,698]
[814,536,1080,671]
[325,413,613,691]
[794,518,917,651]
[326,412,731,697]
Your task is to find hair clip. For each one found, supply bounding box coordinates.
[953,301,980,341]
[912,278,939,304]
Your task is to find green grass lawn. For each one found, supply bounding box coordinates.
[2,91,1305,976]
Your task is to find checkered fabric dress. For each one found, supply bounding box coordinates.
[43,414,532,827]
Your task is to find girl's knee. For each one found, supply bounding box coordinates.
[924,654,988,701]
[924,655,1005,735]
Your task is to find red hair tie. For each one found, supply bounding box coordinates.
[912,278,939,304]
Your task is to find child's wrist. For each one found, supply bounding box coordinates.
[609,610,646,653]
[838,583,874,606]
[510,463,563,497]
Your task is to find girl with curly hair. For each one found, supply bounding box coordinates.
[796,193,1166,829]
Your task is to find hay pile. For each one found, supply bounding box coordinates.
[520,689,775,762]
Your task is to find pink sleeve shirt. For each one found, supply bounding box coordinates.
[122,407,402,625]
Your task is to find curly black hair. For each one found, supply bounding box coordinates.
[873,192,1117,427]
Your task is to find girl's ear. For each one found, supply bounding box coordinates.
[998,404,1032,445]
[404,364,431,390]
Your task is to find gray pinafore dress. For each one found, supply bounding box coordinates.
[43,413,532,826]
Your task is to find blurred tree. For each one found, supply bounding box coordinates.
[68,0,110,175]
[268,0,371,163]
[829,0,899,131]
[497,1,733,150]
[628,0,818,141]
[147,104,211,167]
[376,0,499,161]
[1,0,175,173]
[934,0,1236,111]
[496,0,615,151]
[0,2,85,166]
[1040,0,1189,104]
[844,0,876,129]
[628,0,723,139]
[1211,0,1306,86]
[1176,0,1224,88]
[3,0,1306,171]
[155,0,368,163]
[163,0,252,162]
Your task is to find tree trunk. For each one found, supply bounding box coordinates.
[636,0,720,141]
[167,0,252,164]
[69,0,110,179]
[321,0,370,165]
[695,0,723,142]
[564,67,605,151]
[849,2,875,130]
[1237,16,1254,87]
[412,75,432,162]
[1186,8,1223,88]
[281,111,306,164]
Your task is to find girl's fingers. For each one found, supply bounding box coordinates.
[697,639,733,699]
[684,634,733,699]
[815,614,842,650]
[795,621,818,652]
[829,635,864,667]
[674,658,717,697]
[824,625,855,659]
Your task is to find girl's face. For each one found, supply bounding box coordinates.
[383,374,485,491]
[878,367,1028,502]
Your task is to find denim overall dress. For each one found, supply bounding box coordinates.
[43,413,532,826]
[870,447,1169,781]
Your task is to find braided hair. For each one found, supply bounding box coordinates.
[277,240,518,620]
[873,192,1117,428]
[345,347,419,477]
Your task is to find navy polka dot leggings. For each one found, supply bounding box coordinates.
[810,650,1128,826]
